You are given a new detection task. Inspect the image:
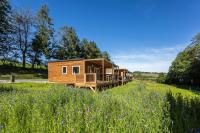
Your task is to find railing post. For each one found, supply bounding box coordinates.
[94,73,97,83]
[84,74,86,83]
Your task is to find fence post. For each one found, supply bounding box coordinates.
[10,74,15,83]
[95,73,97,83]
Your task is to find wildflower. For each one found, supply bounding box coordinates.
[61,119,65,125]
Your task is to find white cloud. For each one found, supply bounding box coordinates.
[111,44,186,72]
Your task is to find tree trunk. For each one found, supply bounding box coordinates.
[31,53,37,69]
[31,60,35,69]
[22,51,26,68]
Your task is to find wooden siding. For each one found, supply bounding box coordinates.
[48,60,84,83]
[48,59,132,89]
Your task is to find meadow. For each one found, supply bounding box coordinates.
[0,81,200,133]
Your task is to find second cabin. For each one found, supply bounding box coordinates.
[48,58,132,90]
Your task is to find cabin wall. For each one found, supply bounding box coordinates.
[48,61,84,83]
[119,70,125,77]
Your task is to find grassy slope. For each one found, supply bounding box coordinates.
[0,61,47,80]
[108,80,199,97]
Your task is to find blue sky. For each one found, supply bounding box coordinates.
[11,0,200,72]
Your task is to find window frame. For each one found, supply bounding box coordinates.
[62,66,67,75]
[72,65,80,75]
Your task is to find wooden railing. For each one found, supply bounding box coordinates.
[85,73,96,83]
[76,73,120,83]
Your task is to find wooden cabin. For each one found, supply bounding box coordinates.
[118,69,133,84]
[48,58,120,90]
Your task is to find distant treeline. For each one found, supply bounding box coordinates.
[0,0,110,69]
[132,71,166,82]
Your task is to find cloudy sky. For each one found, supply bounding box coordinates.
[12,0,200,72]
[111,44,187,72]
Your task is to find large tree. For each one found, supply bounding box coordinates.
[0,0,12,61]
[30,35,43,68]
[167,33,200,87]
[55,26,80,59]
[80,39,101,59]
[101,51,111,61]
[13,9,34,68]
[31,4,54,68]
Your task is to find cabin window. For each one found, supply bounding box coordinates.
[72,66,80,74]
[62,66,67,74]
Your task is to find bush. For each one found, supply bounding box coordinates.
[156,73,166,83]
[165,92,200,132]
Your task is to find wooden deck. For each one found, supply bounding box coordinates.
[75,73,121,89]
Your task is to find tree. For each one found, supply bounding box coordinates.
[13,9,34,68]
[31,4,54,68]
[0,0,12,62]
[36,5,54,59]
[30,35,43,68]
[156,73,166,83]
[80,39,101,59]
[167,33,200,87]
[101,51,111,61]
[191,33,200,46]
[55,26,80,59]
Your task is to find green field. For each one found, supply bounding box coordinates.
[132,72,161,81]
[0,81,200,132]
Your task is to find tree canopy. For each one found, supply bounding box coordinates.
[0,2,113,68]
[0,0,12,61]
[167,33,200,86]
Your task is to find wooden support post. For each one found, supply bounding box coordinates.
[102,59,104,82]
[94,73,97,83]
[123,69,125,85]
[90,86,96,93]
[84,61,86,84]
[112,63,114,83]
[84,74,86,83]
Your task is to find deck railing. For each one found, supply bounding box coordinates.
[85,73,96,83]
[85,73,119,83]
[76,73,121,83]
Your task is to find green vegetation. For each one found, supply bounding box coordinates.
[0,60,47,80]
[167,33,200,88]
[0,81,199,132]
[132,71,162,81]
[0,0,111,69]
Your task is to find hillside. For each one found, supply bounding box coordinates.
[0,61,47,80]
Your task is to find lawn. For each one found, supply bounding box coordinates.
[0,81,199,132]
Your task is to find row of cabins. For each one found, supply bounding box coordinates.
[48,58,133,90]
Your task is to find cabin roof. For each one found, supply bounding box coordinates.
[48,58,118,67]
[119,68,132,73]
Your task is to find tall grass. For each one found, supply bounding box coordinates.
[0,82,170,132]
[0,81,199,132]
[165,92,200,132]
